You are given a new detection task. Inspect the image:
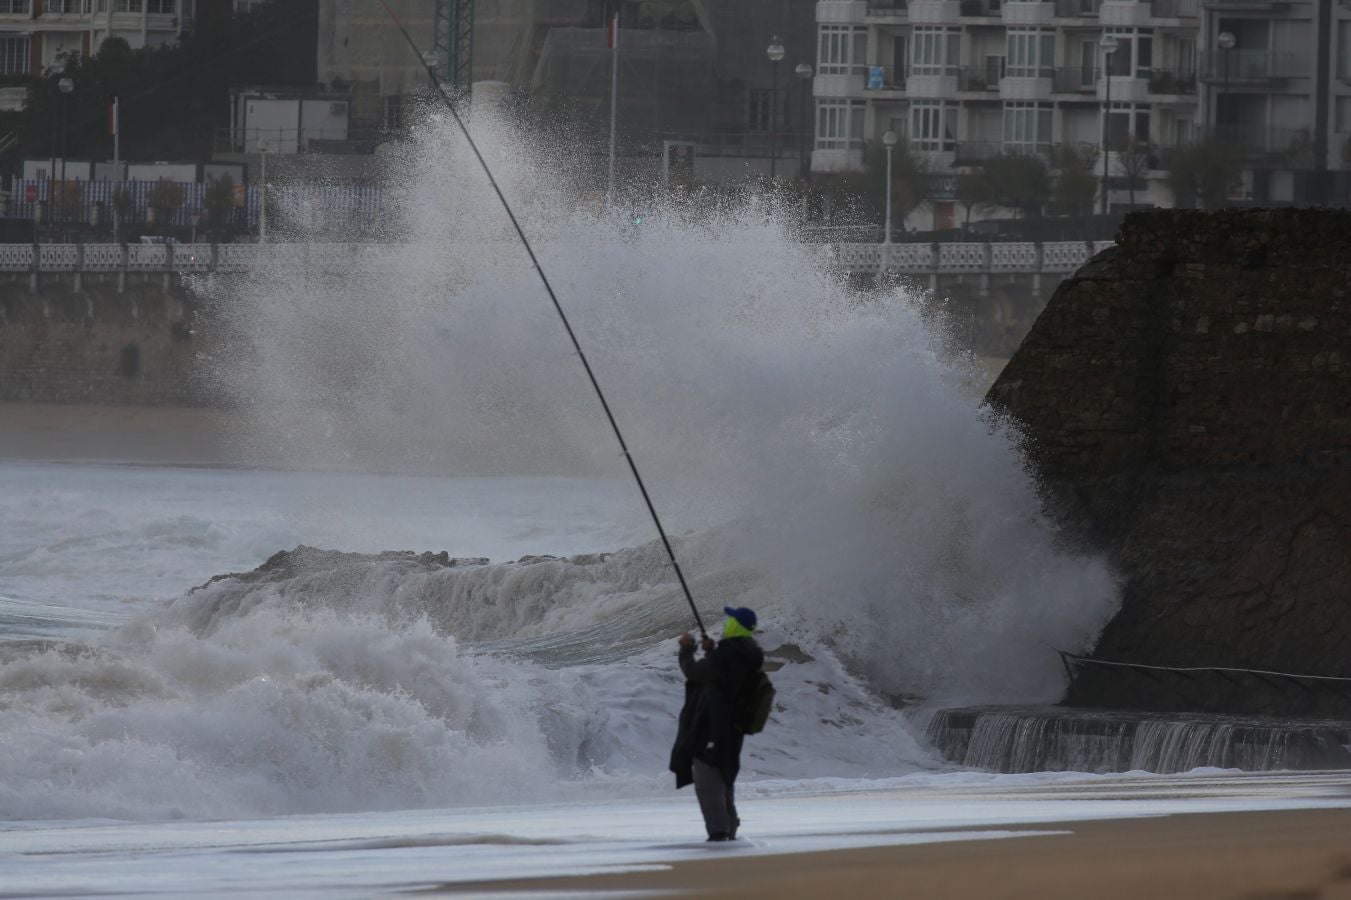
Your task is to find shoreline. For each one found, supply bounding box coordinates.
[427,806,1351,898]
[0,401,238,466]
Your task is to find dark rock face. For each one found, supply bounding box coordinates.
[987,209,1351,717]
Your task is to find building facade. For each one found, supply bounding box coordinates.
[812,0,1351,221]
[0,0,191,79]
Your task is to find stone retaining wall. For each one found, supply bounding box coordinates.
[0,276,207,406]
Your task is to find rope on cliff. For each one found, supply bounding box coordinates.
[377,2,708,638]
[1057,650,1351,695]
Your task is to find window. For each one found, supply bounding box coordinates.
[1006,29,1054,78]
[1003,102,1052,150]
[911,100,957,150]
[748,88,771,132]
[0,0,31,12]
[817,100,865,149]
[147,0,175,13]
[1104,29,1154,78]
[1079,40,1097,86]
[1106,102,1150,147]
[912,26,960,76]
[0,36,28,74]
[818,25,866,76]
[45,0,92,12]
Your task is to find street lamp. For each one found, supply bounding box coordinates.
[1099,34,1119,216]
[57,76,74,237]
[882,130,897,244]
[258,141,269,244]
[795,62,813,181]
[1217,31,1236,142]
[767,36,785,179]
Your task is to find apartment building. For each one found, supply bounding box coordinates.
[812,0,1351,221]
[0,0,191,78]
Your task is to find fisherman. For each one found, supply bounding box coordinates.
[669,606,765,842]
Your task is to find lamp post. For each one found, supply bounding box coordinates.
[1100,34,1119,216]
[767,36,785,179]
[57,76,74,238]
[1216,30,1235,143]
[882,130,897,244]
[258,141,269,244]
[795,62,813,181]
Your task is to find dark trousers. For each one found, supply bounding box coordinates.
[692,757,738,839]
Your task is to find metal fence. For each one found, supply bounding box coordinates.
[1,180,387,236]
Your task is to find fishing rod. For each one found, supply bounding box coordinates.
[379,2,709,639]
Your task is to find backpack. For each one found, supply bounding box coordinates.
[735,669,776,735]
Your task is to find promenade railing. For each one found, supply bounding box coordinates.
[0,240,1118,278]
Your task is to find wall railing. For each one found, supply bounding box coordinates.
[0,240,1117,278]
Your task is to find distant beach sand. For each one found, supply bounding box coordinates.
[0,402,243,465]
[430,807,1351,899]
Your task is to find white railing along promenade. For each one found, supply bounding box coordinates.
[0,240,1117,277]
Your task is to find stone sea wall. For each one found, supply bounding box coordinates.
[0,276,208,406]
[987,209,1351,717]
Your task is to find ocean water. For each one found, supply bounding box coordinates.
[0,111,1152,891]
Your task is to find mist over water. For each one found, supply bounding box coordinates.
[0,110,1120,820]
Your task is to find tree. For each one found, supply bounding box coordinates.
[10,0,318,165]
[980,152,1050,219]
[202,173,237,240]
[148,178,184,229]
[1114,140,1154,208]
[1165,139,1243,209]
[821,141,931,233]
[954,167,994,227]
[1048,143,1099,218]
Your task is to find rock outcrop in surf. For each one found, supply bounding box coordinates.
[988,208,1351,717]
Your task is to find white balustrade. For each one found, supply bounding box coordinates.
[1040,242,1091,272]
[938,243,988,273]
[82,244,122,271]
[0,245,33,271]
[990,242,1039,272]
[38,245,79,272]
[126,244,168,271]
[0,241,1118,278]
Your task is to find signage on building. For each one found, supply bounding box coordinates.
[868,67,884,90]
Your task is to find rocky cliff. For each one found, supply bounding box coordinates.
[987,209,1351,717]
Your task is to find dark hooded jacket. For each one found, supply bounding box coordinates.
[669,635,765,789]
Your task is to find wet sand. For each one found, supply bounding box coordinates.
[0,402,241,465]
[432,807,1351,899]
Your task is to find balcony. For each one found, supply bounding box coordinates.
[817,0,868,23]
[1099,0,1153,27]
[908,0,962,22]
[1001,65,1054,101]
[816,67,870,98]
[958,62,1004,93]
[959,0,1001,15]
[1053,66,1098,93]
[864,0,908,18]
[863,65,907,95]
[1199,50,1303,83]
[907,66,959,97]
[1001,0,1055,25]
[1164,126,1314,164]
[1146,67,1197,96]
[1054,0,1100,14]
[1201,0,1292,9]
[813,140,867,173]
[1150,0,1199,17]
